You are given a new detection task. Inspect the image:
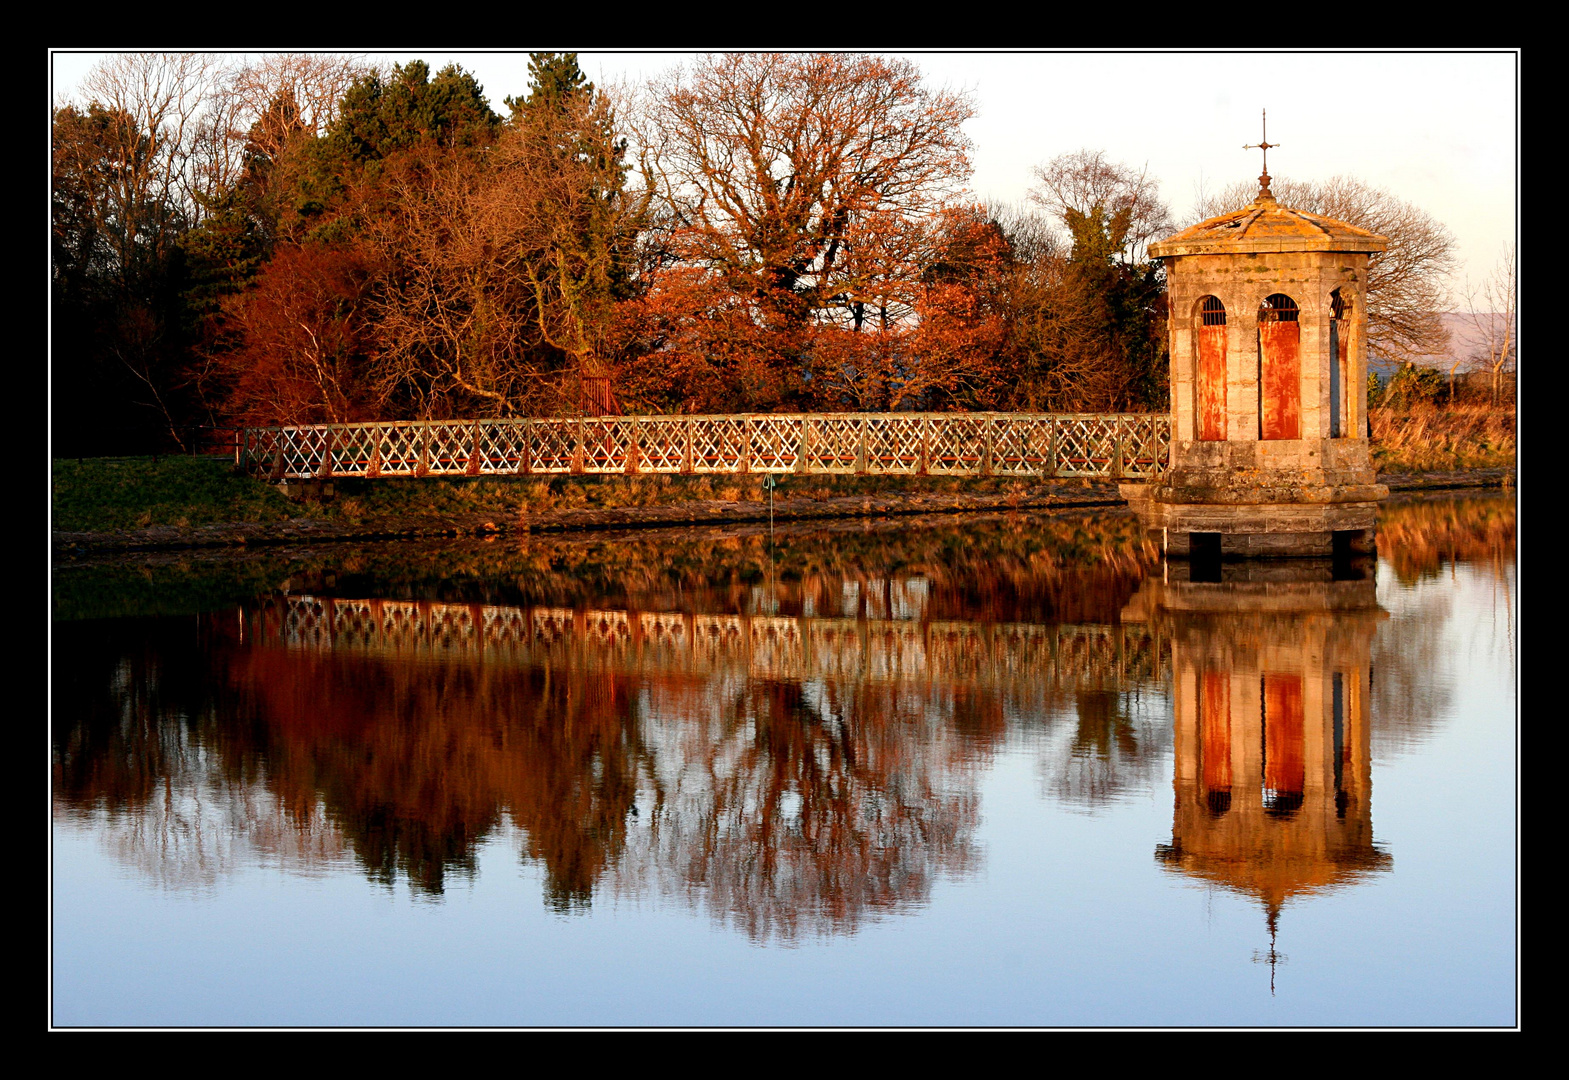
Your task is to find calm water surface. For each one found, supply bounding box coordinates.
[51,497,1516,1027]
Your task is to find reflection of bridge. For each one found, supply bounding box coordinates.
[257,595,1170,693]
[238,412,1170,482]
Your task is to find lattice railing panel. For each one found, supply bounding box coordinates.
[583,418,634,473]
[424,422,473,475]
[1119,416,1166,478]
[747,416,802,473]
[279,426,331,478]
[637,418,688,473]
[527,420,578,474]
[928,416,987,474]
[368,424,420,476]
[865,415,922,474]
[327,426,376,477]
[691,417,747,473]
[1056,415,1119,477]
[805,415,861,473]
[991,416,1053,476]
[476,421,525,474]
[242,412,1168,480]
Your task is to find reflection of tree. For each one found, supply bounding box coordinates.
[1037,688,1172,810]
[1369,576,1455,763]
[623,677,987,941]
[51,617,349,889]
[221,646,653,901]
[491,670,648,912]
[1371,494,1514,761]
[1377,494,1514,585]
[54,505,1163,934]
[55,610,994,932]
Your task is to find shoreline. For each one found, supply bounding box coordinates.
[52,468,1514,559]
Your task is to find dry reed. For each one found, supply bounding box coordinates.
[1369,401,1515,474]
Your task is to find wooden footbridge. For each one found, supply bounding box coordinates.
[238,412,1170,481]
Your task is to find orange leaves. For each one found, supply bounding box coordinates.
[213,241,382,425]
[631,54,979,411]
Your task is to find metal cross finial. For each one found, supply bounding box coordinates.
[1244,109,1278,200]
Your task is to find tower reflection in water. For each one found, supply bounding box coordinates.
[1132,559,1393,989]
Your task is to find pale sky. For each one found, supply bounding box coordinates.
[50,49,1518,306]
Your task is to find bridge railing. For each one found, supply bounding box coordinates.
[238,412,1170,482]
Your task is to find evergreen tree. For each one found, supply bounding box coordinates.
[1063,204,1167,411]
[507,52,592,116]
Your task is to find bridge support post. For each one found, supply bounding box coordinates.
[856,416,867,475]
[368,424,382,478]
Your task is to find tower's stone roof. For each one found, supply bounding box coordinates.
[1150,192,1389,258]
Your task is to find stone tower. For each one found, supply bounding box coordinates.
[1126,177,1390,558]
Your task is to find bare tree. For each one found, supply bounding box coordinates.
[1029,149,1174,263]
[1189,175,1457,364]
[75,53,231,233]
[985,199,1065,265]
[635,54,974,360]
[1463,244,1517,406]
[228,54,374,162]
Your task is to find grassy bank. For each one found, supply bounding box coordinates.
[52,456,297,531]
[52,455,1084,534]
[1369,402,1515,474]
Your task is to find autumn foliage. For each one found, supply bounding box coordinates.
[54,52,1178,451]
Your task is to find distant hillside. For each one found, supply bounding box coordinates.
[1369,312,1514,378]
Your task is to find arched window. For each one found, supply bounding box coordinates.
[1258,293,1300,440]
[1261,672,1305,818]
[1196,297,1227,441]
[1201,670,1232,816]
